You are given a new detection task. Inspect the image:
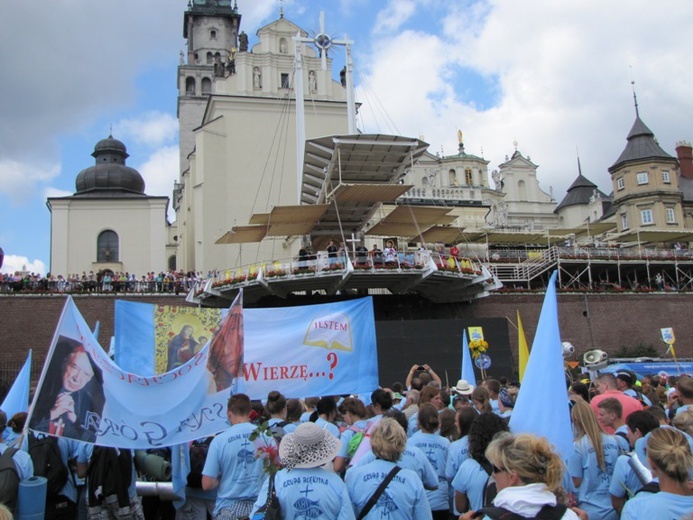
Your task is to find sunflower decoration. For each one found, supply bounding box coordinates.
[469,339,489,358]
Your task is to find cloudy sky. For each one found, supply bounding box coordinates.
[2,0,693,275]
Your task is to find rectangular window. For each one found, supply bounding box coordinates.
[636,171,648,185]
[666,207,676,223]
[617,178,625,190]
[662,170,670,183]
[621,213,628,230]
[641,209,654,225]
[281,73,290,88]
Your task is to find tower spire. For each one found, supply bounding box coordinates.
[630,66,639,118]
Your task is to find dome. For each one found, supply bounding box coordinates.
[74,135,146,195]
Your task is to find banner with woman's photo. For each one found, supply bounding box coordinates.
[28,296,378,448]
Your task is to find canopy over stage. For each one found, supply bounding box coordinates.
[205,133,502,305]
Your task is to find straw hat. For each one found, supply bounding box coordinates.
[279,422,341,469]
[451,379,474,396]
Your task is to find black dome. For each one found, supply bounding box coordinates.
[75,135,146,195]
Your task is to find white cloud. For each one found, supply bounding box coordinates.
[136,145,180,220]
[0,255,47,277]
[115,112,179,148]
[0,159,61,203]
[373,0,417,35]
[357,0,693,198]
[44,187,73,199]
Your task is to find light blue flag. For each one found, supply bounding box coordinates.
[170,442,191,509]
[509,271,573,460]
[461,329,476,385]
[1,350,32,419]
[92,320,100,342]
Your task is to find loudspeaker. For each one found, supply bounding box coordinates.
[583,349,608,369]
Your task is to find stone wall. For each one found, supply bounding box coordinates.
[1,292,691,382]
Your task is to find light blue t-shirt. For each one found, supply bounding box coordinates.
[202,421,271,515]
[353,438,438,490]
[409,431,450,511]
[621,490,693,520]
[568,434,621,520]
[313,417,340,440]
[346,458,432,520]
[282,421,301,434]
[608,453,648,499]
[251,467,354,520]
[0,442,33,481]
[451,457,489,512]
[445,436,470,482]
[446,436,470,514]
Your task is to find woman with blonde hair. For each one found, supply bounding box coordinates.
[620,426,693,518]
[346,418,431,519]
[568,396,622,520]
[460,433,586,519]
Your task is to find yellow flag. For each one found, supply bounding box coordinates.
[517,310,530,382]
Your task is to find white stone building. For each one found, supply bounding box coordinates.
[47,136,174,277]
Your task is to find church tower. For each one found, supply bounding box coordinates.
[608,104,682,234]
[176,0,241,176]
[174,5,350,273]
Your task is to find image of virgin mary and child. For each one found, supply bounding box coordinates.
[166,324,199,372]
[29,336,105,442]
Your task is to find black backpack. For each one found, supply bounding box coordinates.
[475,504,568,520]
[28,433,69,498]
[0,447,20,512]
[268,420,289,444]
[187,437,214,488]
[635,481,660,495]
[479,459,498,507]
[87,446,133,509]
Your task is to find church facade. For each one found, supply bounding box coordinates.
[47,136,174,277]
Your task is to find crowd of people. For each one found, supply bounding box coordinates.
[1,364,693,519]
[0,270,207,294]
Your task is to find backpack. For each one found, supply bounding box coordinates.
[268,420,289,445]
[87,446,133,509]
[348,421,375,467]
[0,447,19,511]
[346,424,366,458]
[635,481,660,495]
[478,459,498,507]
[475,503,568,520]
[187,437,214,488]
[28,433,69,498]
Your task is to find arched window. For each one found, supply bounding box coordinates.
[97,230,119,263]
[201,77,212,94]
[206,52,213,64]
[168,255,177,271]
[448,169,457,186]
[422,176,429,186]
[518,180,527,200]
[185,77,196,95]
[465,168,473,185]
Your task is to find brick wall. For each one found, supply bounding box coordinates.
[1,292,690,381]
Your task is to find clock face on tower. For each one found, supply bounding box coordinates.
[314,33,332,51]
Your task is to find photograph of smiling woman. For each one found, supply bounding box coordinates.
[29,336,105,442]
